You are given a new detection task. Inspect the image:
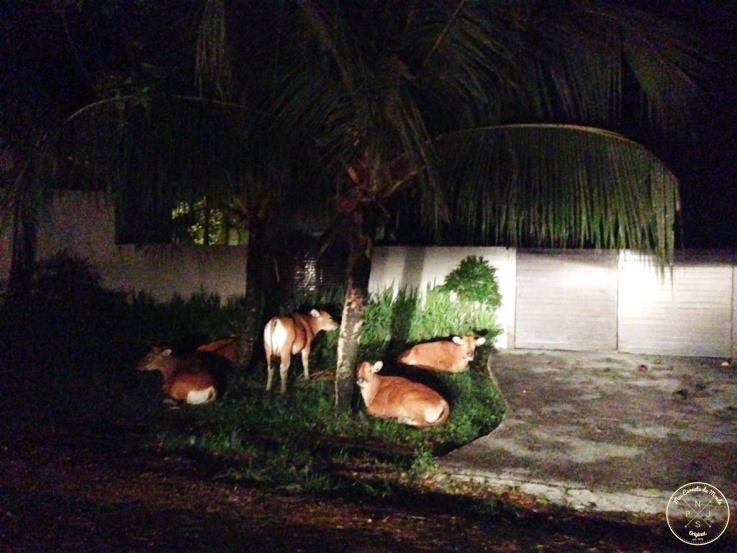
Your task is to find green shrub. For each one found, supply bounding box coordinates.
[126,290,249,349]
[438,255,502,309]
[361,256,503,354]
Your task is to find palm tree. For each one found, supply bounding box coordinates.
[56,0,707,411]
[194,0,703,410]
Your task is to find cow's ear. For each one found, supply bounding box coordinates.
[163,348,173,356]
[452,336,462,345]
[372,361,383,373]
[476,337,486,346]
[310,308,320,317]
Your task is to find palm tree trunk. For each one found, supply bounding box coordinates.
[239,216,270,370]
[8,193,37,315]
[334,209,375,412]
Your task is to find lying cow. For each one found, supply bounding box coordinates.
[138,346,219,406]
[196,335,240,364]
[396,335,486,373]
[263,308,338,394]
[356,361,450,427]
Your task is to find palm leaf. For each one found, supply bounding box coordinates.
[434,123,679,264]
[63,93,294,206]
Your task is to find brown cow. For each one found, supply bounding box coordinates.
[196,336,240,364]
[396,335,486,373]
[356,361,450,427]
[138,346,218,405]
[263,309,338,394]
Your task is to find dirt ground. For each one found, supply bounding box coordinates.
[2,420,721,553]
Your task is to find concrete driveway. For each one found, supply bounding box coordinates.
[437,350,736,518]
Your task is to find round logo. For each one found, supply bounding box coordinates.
[666,482,730,546]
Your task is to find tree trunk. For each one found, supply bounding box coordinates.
[238,216,272,370]
[334,211,374,412]
[7,194,37,315]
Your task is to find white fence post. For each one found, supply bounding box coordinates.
[732,251,737,362]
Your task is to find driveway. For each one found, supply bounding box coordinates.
[437,350,736,522]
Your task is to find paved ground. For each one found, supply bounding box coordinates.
[436,350,737,520]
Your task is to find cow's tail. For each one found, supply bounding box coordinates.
[264,319,279,361]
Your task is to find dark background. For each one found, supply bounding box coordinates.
[2,0,734,248]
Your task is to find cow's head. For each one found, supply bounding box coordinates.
[310,308,339,332]
[451,335,486,361]
[356,360,383,388]
[138,345,173,371]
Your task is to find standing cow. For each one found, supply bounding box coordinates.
[396,335,486,373]
[263,309,338,394]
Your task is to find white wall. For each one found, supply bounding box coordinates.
[618,250,735,357]
[514,250,618,351]
[1,190,247,302]
[370,246,737,359]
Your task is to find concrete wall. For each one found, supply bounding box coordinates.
[1,190,247,302]
[617,250,735,357]
[514,250,618,351]
[733,263,737,362]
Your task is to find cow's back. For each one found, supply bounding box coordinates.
[375,375,448,426]
[398,342,459,370]
[287,314,312,354]
[197,336,239,364]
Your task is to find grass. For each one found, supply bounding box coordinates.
[0,255,506,495]
[133,351,504,493]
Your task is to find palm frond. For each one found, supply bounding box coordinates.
[195,0,234,99]
[59,93,300,232]
[434,124,679,264]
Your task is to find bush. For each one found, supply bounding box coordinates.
[125,290,249,351]
[438,255,502,309]
[361,256,503,355]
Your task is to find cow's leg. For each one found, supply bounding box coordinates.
[279,363,289,395]
[279,352,291,395]
[266,359,275,392]
[300,347,311,381]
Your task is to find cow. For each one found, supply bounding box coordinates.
[196,336,240,364]
[263,308,339,394]
[396,335,486,373]
[356,361,450,427]
[138,346,218,406]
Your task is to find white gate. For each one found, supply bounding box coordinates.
[513,250,619,351]
[618,251,734,357]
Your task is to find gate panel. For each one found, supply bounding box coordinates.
[515,250,618,351]
[618,252,733,357]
